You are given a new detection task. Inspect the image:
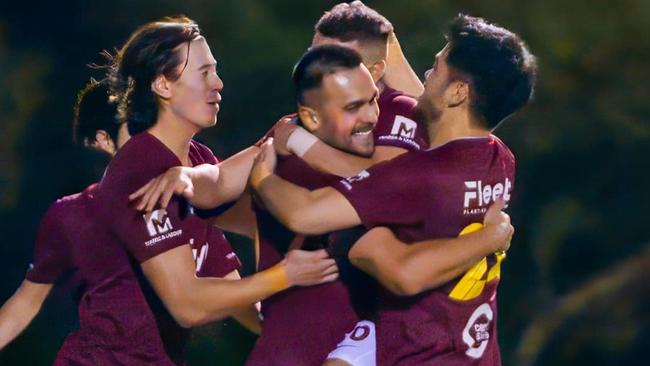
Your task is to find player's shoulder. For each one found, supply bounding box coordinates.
[43,184,96,226]
[105,133,179,180]
[489,134,515,162]
[378,86,417,115]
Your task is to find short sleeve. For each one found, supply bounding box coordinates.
[374,92,427,151]
[25,203,71,283]
[194,226,241,278]
[331,154,426,230]
[109,196,202,263]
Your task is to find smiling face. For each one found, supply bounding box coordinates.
[165,36,223,132]
[304,64,379,157]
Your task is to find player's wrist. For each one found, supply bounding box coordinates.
[263,264,290,291]
[286,127,318,158]
[249,168,273,191]
[483,223,511,252]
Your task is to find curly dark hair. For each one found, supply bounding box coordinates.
[445,14,537,129]
[108,16,200,135]
[315,1,393,44]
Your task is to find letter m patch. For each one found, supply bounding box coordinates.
[390,115,417,139]
[144,209,173,236]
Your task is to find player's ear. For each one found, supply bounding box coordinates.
[151,74,173,99]
[91,130,116,155]
[446,80,469,108]
[367,59,386,83]
[298,105,320,132]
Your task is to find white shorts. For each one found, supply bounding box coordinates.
[326,320,376,366]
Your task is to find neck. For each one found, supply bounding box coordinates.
[148,109,197,166]
[427,109,489,149]
[376,79,386,94]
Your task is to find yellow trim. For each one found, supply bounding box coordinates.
[448,223,506,301]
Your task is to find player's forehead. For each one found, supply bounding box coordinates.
[321,66,375,104]
[178,36,217,70]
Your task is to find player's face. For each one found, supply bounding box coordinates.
[167,37,223,131]
[418,44,452,121]
[313,65,379,158]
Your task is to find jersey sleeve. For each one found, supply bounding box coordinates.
[25,203,71,283]
[374,93,427,151]
[194,226,241,278]
[331,154,426,230]
[108,195,204,263]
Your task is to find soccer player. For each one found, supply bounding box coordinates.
[273,0,427,177]
[0,78,130,350]
[249,14,537,365]
[87,16,337,365]
[128,1,427,213]
[245,45,512,366]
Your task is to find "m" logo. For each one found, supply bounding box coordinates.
[390,115,417,139]
[144,209,173,236]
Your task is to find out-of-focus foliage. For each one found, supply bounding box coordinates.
[0,0,648,365]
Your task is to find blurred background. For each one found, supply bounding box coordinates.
[1,0,648,365]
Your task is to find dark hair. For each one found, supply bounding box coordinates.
[315,1,393,44]
[292,45,363,105]
[109,16,201,135]
[73,78,120,145]
[445,14,537,128]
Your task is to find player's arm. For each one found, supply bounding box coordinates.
[274,123,406,177]
[210,191,256,239]
[348,201,513,296]
[141,244,337,328]
[382,32,424,97]
[0,280,52,349]
[130,146,260,212]
[250,140,362,235]
[221,270,262,335]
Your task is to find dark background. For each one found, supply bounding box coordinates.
[1,0,649,365]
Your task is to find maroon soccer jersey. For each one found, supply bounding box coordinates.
[373,86,428,151]
[25,186,91,284]
[246,155,364,366]
[79,132,241,365]
[333,135,515,365]
[24,184,177,365]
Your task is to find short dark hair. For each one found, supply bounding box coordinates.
[292,45,363,106]
[445,14,537,128]
[109,16,201,135]
[315,1,393,44]
[72,78,120,145]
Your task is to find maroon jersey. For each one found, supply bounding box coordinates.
[74,132,240,365]
[373,86,428,151]
[333,135,515,365]
[246,155,363,366]
[247,88,427,365]
[24,184,176,365]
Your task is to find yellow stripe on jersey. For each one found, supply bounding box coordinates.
[448,223,506,301]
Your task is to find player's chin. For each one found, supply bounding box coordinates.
[349,138,375,158]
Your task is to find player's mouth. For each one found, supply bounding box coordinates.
[351,123,374,136]
[207,94,221,112]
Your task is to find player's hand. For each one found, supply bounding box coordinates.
[483,199,514,252]
[273,118,299,156]
[254,115,296,148]
[129,166,196,212]
[283,249,338,286]
[249,139,277,190]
